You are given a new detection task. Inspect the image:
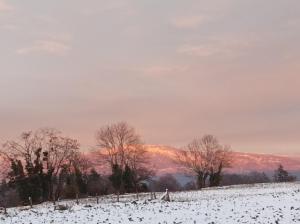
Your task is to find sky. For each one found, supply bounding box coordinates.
[0,0,300,155]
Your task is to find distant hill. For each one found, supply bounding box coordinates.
[145,145,300,176]
[2,145,299,179]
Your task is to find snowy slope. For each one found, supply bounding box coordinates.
[1,182,300,224]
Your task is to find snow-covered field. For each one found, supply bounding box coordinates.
[1,182,300,224]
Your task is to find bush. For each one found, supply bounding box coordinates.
[221,172,271,186]
[154,174,181,192]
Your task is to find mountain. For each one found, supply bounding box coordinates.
[145,145,300,176]
[2,145,299,179]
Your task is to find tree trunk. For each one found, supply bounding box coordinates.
[203,173,209,188]
[209,163,223,187]
[55,183,62,201]
[197,172,205,189]
[48,177,53,201]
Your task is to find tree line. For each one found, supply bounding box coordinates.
[0,122,297,207]
[142,165,296,192]
[0,122,155,206]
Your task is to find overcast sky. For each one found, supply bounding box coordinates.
[0,0,300,155]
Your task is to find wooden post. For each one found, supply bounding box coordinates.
[29,197,33,208]
[3,196,7,214]
[53,195,56,205]
[76,193,79,205]
[96,194,99,204]
[117,191,120,202]
[166,189,170,202]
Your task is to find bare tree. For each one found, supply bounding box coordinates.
[176,135,232,189]
[0,156,10,179]
[95,122,142,168]
[126,145,154,198]
[95,122,152,201]
[70,151,92,175]
[0,128,80,201]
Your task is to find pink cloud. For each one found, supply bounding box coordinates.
[177,44,220,57]
[17,39,71,56]
[80,1,133,16]
[135,65,189,77]
[177,35,258,57]
[1,24,17,31]
[170,15,207,29]
[0,0,13,12]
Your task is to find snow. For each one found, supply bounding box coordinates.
[1,182,300,224]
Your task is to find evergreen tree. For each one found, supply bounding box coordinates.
[87,169,102,195]
[8,149,48,203]
[273,164,296,182]
[109,164,122,201]
[63,173,78,199]
[8,160,27,202]
[75,167,88,195]
[123,165,134,193]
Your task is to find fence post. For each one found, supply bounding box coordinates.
[2,196,7,214]
[117,191,120,202]
[96,194,99,204]
[166,189,170,202]
[53,194,56,205]
[76,193,79,205]
[29,197,33,208]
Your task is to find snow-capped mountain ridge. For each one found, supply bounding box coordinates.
[145,145,300,175]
